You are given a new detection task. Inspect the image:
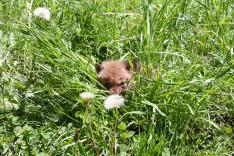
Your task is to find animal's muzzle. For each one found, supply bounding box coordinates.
[109,84,127,95]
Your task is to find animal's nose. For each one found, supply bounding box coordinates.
[109,86,123,95]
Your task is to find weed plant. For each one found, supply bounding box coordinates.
[0,0,233,155]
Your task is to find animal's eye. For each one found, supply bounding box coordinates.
[104,83,111,89]
[119,81,125,86]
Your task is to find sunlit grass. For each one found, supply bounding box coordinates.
[0,0,233,155]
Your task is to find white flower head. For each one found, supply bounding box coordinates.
[80,92,95,104]
[104,94,124,110]
[33,7,51,20]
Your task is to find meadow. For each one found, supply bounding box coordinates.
[0,0,233,155]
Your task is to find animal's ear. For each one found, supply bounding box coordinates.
[123,60,131,71]
[95,63,102,73]
[123,58,139,71]
[133,58,139,71]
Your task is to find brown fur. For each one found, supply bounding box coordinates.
[95,60,133,95]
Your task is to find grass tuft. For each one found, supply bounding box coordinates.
[0,0,233,155]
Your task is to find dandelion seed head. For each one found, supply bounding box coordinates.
[33,7,51,20]
[104,94,124,110]
[80,92,95,104]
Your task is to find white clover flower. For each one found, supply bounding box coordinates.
[80,92,95,104]
[33,7,51,20]
[104,94,124,110]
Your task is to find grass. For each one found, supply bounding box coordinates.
[0,0,233,155]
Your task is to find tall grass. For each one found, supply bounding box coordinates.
[0,0,233,155]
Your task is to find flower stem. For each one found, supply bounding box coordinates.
[111,108,118,155]
[83,103,88,124]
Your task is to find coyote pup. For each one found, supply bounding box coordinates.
[95,59,138,95]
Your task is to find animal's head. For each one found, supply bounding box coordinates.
[95,60,137,95]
